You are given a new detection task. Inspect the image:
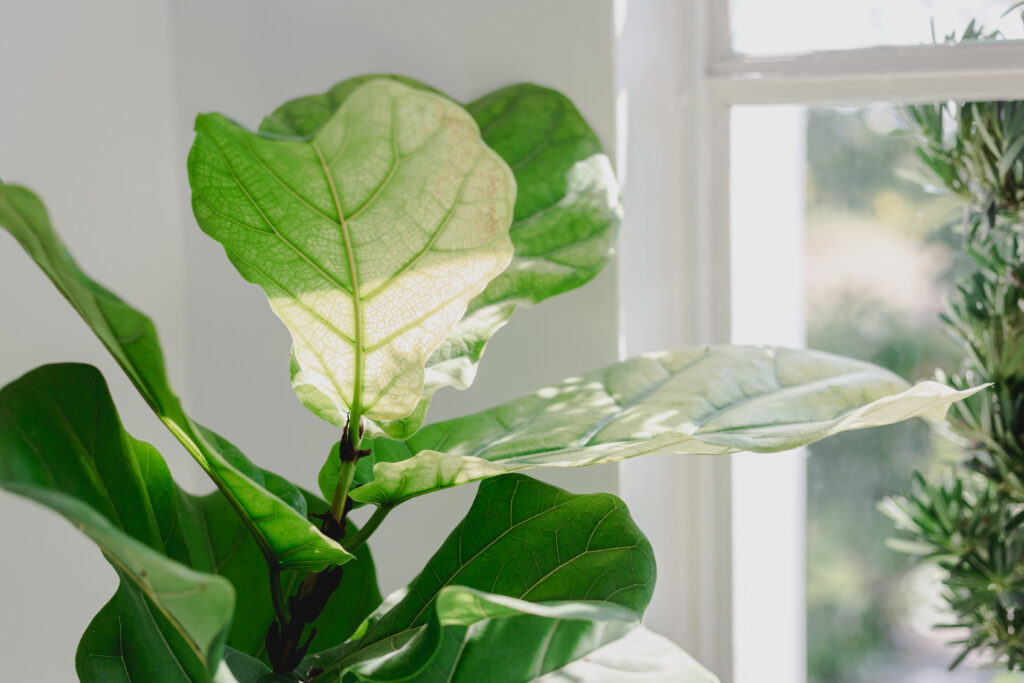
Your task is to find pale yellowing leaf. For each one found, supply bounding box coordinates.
[351,346,985,506]
[189,80,516,426]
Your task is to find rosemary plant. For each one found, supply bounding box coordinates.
[883,22,1024,666]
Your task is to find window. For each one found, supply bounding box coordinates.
[734,102,972,682]
[730,0,1023,54]
[616,3,1024,682]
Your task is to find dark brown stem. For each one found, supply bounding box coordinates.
[266,419,371,675]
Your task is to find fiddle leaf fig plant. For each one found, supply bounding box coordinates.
[0,76,982,682]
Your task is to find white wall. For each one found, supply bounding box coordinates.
[0,1,622,679]
[0,3,187,682]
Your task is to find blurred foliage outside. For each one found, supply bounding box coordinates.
[805,105,988,682]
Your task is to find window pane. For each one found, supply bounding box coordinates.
[730,0,1023,55]
[803,104,967,682]
[731,103,1020,682]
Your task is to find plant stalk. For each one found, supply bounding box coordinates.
[268,565,289,626]
[266,416,374,675]
[343,504,390,552]
[330,459,357,521]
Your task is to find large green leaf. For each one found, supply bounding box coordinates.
[344,346,985,506]
[303,474,669,682]
[189,78,516,428]
[0,364,382,678]
[0,364,234,681]
[309,587,716,683]
[0,181,351,571]
[261,77,620,439]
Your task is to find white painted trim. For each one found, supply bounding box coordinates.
[729,104,808,683]
[710,40,1024,104]
[616,0,734,679]
[687,87,734,683]
[716,39,1024,78]
[692,3,736,679]
[707,0,733,66]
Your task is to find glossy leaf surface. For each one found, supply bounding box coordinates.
[190,79,515,426]
[0,181,350,571]
[312,587,716,683]
[347,346,985,506]
[305,475,664,681]
[0,364,234,681]
[0,364,382,677]
[261,77,620,438]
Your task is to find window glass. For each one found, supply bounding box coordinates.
[730,0,1023,55]
[802,104,968,682]
[732,102,1024,682]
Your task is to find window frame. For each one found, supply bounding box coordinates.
[616,3,1024,681]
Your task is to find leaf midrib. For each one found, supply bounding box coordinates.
[690,368,883,432]
[357,150,486,305]
[35,384,135,536]
[313,138,364,418]
[217,134,356,299]
[464,363,889,461]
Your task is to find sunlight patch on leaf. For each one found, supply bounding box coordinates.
[190,80,515,427]
[256,77,620,438]
[348,346,985,506]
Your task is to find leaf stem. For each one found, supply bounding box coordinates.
[330,458,357,521]
[342,504,391,552]
[268,565,289,625]
[329,413,362,521]
[266,417,370,674]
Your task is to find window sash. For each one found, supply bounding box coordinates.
[618,3,1024,682]
[711,40,1024,105]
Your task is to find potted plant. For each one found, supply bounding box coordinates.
[0,75,979,682]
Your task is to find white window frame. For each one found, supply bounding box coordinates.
[616,3,1024,682]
